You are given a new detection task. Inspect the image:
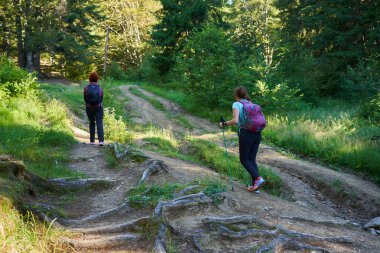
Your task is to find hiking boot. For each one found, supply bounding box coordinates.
[99,142,104,146]
[252,176,266,191]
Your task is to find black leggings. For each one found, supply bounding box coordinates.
[239,128,261,185]
[86,107,104,143]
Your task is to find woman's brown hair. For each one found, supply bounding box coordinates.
[89,72,99,83]
[234,86,251,101]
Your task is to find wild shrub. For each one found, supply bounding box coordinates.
[103,107,131,143]
[106,61,128,80]
[358,93,380,125]
[251,80,303,113]
[0,57,39,98]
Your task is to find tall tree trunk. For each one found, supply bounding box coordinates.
[0,15,11,56]
[24,0,34,72]
[103,26,110,78]
[13,0,25,68]
[33,51,42,77]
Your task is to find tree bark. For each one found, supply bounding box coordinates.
[13,0,25,67]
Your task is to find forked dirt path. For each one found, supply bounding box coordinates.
[32,84,380,252]
[121,85,380,222]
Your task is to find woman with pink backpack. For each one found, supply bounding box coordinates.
[220,86,267,193]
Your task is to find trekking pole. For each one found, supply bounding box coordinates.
[220,116,234,191]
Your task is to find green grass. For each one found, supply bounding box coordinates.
[126,179,228,208]
[127,183,185,208]
[0,95,82,179]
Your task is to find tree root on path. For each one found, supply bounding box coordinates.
[257,236,330,253]
[64,233,139,249]
[113,142,131,159]
[139,160,169,185]
[202,215,275,230]
[154,192,218,217]
[71,216,151,234]
[113,142,150,162]
[173,185,199,198]
[194,215,352,253]
[154,224,167,253]
[280,215,353,227]
[46,178,115,190]
[58,201,131,226]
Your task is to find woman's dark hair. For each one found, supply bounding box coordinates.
[234,86,251,101]
[89,72,99,83]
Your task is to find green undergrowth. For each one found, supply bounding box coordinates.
[0,58,77,252]
[126,179,227,208]
[140,83,380,185]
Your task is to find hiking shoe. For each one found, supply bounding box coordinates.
[89,142,96,145]
[99,142,104,146]
[252,176,266,191]
[247,186,261,194]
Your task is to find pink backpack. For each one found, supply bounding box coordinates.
[239,100,267,133]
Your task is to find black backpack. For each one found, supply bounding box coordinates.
[86,84,102,106]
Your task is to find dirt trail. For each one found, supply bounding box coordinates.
[31,84,380,252]
[124,85,380,221]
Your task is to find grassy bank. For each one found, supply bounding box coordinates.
[0,58,77,252]
[140,83,380,184]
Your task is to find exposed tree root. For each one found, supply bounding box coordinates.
[193,231,206,253]
[173,185,199,198]
[71,216,151,234]
[65,233,139,249]
[195,215,352,253]
[154,192,216,217]
[59,201,131,226]
[0,157,26,179]
[47,178,115,189]
[281,215,352,226]
[114,142,149,162]
[154,224,167,253]
[257,236,330,253]
[113,142,131,159]
[203,215,275,230]
[139,160,169,185]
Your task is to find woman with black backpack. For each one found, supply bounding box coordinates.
[84,72,104,146]
[220,86,266,193]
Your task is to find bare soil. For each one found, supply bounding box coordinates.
[33,84,380,252]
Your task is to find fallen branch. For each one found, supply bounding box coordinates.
[154,224,167,253]
[71,216,151,234]
[139,160,169,185]
[65,233,139,249]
